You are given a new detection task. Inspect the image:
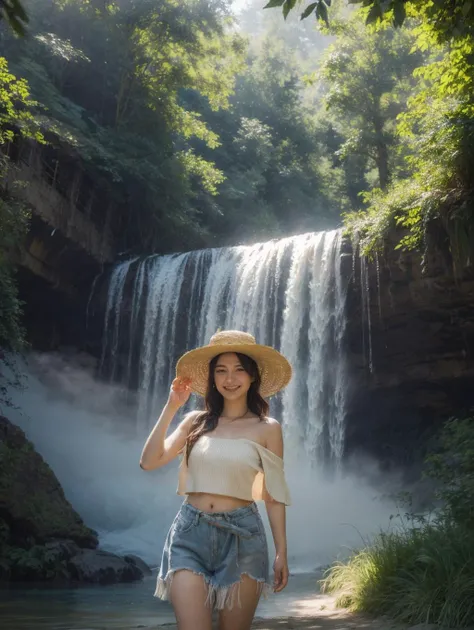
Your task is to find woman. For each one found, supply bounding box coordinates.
[140,330,292,630]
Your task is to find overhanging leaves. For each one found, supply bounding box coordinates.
[283,0,297,20]
[0,0,29,36]
[300,2,318,19]
[316,0,329,25]
[263,0,285,8]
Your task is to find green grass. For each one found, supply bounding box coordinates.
[321,522,474,627]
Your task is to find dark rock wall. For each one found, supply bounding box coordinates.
[0,416,151,584]
[14,218,474,472]
[0,415,98,549]
[342,233,474,471]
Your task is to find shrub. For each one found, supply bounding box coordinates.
[321,414,474,627]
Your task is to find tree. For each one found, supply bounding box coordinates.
[266,0,474,272]
[185,32,340,242]
[0,0,28,36]
[317,16,422,191]
[0,56,43,409]
[1,0,247,253]
[1,0,340,255]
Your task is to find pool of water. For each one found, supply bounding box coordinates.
[0,572,321,629]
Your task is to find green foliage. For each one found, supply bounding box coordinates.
[277,0,474,43]
[311,8,423,210]
[0,57,43,144]
[322,522,474,627]
[195,32,339,240]
[0,56,42,355]
[0,56,43,409]
[344,32,474,271]
[0,0,339,253]
[0,226,28,411]
[267,0,474,273]
[425,416,474,528]
[1,0,248,251]
[321,415,474,627]
[285,0,473,273]
[3,543,70,581]
[0,0,28,36]
[265,0,331,24]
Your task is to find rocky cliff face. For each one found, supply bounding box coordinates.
[342,231,474,471]
[0,415,98,550]
[0,416,150,584]
[12,215,474,475]
[6,140,117,352]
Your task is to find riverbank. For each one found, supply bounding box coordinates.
[0,572,404,630]
[154,591,404,630]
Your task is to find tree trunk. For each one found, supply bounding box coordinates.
[376,137,390,190]
[373,114,390,190]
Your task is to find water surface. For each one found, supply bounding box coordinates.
[0,572,320,629]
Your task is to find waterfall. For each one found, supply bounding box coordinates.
[99,231,348,466]
[7,229,397,570]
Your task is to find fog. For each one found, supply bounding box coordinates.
[8,352,400,571]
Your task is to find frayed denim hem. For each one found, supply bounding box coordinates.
[154,569,272,611]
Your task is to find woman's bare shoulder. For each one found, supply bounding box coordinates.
[261,416,282,428]
[260,416,283,439]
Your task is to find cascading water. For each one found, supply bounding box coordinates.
[99,230,348,466]
[9,229,396,571]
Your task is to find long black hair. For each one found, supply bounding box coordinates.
[185,352,269,463]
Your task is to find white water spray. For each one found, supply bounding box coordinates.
[9,231,397,571]
[100,230,348,464]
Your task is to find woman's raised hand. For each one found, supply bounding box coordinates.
[168,376,192,409]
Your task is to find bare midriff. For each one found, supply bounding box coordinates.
[186,492,253,513]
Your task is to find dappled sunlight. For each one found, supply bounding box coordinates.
[253,585,403,630]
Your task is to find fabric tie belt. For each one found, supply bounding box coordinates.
[195,512,254,567]
[198,512,254,538]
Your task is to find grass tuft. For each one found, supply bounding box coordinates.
[321,522,474,627]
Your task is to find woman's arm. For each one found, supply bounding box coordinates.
[140,377,195,470]
[263,420,289,593]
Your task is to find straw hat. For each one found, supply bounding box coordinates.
[176,330,292,398]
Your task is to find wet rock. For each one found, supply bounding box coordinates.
[0,557,11,581]
[124,553,152,576]
[43,539,81,562]
[0,415,98,548]
[343,230,474,472]
[0,415,149,586]
[67,549,144,584]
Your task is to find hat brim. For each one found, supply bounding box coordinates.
[176,343,292,399]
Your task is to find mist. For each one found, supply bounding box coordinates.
[8,354,400,572]
[6,351,400,571]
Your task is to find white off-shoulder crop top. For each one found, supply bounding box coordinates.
[177,435,291,505]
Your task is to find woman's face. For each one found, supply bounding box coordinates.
[213,352,253,401]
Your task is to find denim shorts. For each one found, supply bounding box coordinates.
[154,501,270,610]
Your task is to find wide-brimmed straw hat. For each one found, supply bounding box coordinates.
[176,330,292,398]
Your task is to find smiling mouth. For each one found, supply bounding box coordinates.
[223,386,240,391]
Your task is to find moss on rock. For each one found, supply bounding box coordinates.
[0,415,151,585]
[0,415,98,549]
